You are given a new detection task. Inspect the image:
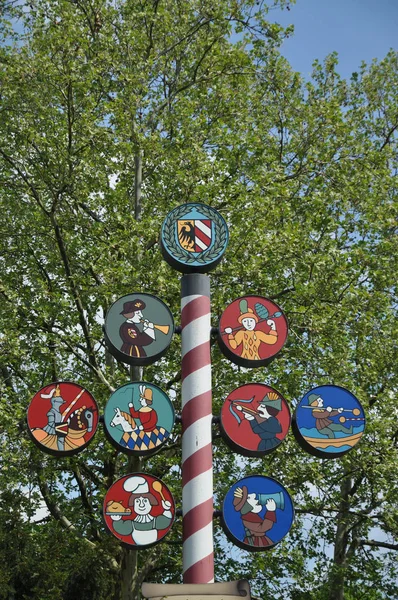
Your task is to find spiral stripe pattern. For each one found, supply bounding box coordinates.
[181,276,214,584]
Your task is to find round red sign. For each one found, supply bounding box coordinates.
[220,384,291,456]
[218,296,288,368]
[27,382,99,456]
[103,473,175,548]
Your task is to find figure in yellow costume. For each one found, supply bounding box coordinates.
[224,299,277,361]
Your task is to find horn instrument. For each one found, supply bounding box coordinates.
[140,319,170,335]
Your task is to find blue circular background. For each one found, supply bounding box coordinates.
[295,385,365,456]
[222,475,294,551]
[161,203,229,272]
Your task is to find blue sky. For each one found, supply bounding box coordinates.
[272,0,398,79]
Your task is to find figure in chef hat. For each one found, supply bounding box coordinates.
[109,475,173,546]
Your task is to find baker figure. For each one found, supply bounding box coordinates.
[109,476,172,546]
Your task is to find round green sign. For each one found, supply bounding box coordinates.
[160,203,229,273]
[104,293,174,366]
[103,382,175,455]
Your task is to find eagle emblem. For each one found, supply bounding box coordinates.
[177,219,212,253]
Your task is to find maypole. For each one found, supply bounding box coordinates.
[181,274,214,583]
[161,203,229,584]
[26,200,367,600]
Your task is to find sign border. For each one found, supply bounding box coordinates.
[103,292,175,367]
[292,384,366,459]
[26,380,99,457]
[160,203,229,274]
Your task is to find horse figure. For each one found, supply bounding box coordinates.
[31,405,97,453]
[109,406,169,452]
[110,407,137,432]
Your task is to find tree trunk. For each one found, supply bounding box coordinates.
[328,471,352,600]
[118,364,144,600]
[119,151,144,599]
[120,526,141,600]
[134,152,142,221]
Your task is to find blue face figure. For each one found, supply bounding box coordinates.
[222,475,294,552]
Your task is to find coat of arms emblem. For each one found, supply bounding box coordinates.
[177,219,212,253]
[161,203,228,273]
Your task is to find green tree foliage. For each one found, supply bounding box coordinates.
[0,1,397,599]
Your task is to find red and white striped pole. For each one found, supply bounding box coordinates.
[181,273,214,584]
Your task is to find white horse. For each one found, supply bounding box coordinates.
[110,407,137,433]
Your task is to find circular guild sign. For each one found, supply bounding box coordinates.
[27,382,98,457]
[292,385,366,459]
[161,203,229,273]
[104,293,174,366]
[222,475,294,552]
[220,384,291,457]
[103,473,175,548]
[218,296,288,368]
[104,382,175,456]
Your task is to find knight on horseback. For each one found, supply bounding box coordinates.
[128,385,158,432]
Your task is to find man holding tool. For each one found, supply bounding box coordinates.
[224,299,278,361]
[308,393,353,438]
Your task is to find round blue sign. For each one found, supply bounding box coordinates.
[160,203,229,273]
[222,475,294,551]
[104,382,175,455]
[292,385,365,458]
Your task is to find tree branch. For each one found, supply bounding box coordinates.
[360,539,398,551]
[38,473,119,571]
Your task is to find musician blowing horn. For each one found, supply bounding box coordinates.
[119,299,157,359]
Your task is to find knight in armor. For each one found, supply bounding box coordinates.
[42,385,67,451]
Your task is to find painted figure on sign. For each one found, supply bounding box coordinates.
[29,383,97,454]
[109,476,173,546]
[105,382,174,454]
[292,385,366,458]
[308,393,353,439]
[233,392,282,452]
[42,385,67,451]
[233,486,279,548]
[128,385,158,432]
[119,299,156,359]
[224,299,278,361]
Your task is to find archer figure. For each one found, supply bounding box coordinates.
[233,392,283,452]
[224,299,278,361]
